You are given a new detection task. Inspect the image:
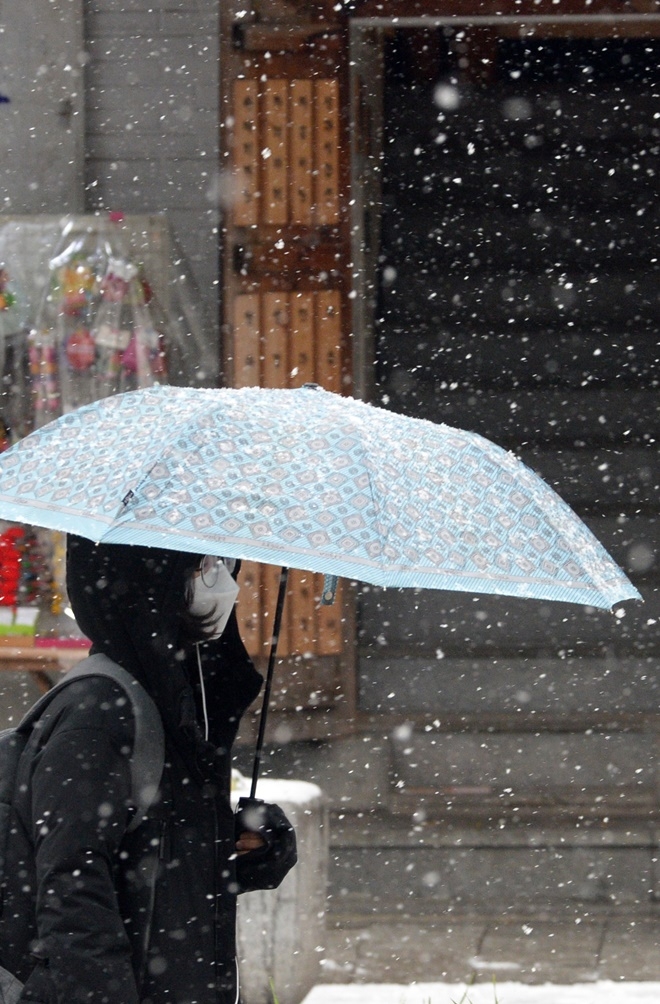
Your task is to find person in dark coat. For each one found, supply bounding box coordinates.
[5,536,296,1004]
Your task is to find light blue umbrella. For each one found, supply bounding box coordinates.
[0,383,640,795]
[0,383,640,610]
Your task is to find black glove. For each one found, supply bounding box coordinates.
[234,797,297,893]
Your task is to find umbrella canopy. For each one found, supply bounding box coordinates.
[0,383,640,610]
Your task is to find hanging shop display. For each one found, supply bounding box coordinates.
[0,213,214,645]
[29,216,190,423]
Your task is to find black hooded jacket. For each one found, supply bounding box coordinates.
[7,537,267,1004]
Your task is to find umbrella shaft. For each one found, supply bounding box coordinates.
[250,566,289,798]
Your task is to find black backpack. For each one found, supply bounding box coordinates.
[0,654,165,1004]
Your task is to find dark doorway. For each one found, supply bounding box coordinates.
[359,33,660,730]
[376,35,660,432]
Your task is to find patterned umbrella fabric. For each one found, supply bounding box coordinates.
[0,384,640,610]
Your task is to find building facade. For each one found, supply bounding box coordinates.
[2,0,659,913]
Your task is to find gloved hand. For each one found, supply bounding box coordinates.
[234,797,297,893]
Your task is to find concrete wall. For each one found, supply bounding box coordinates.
[83,0,221,350]
[0,0,85,214]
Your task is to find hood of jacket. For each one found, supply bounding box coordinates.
[66,535,263,771]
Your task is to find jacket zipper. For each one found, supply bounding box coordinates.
[212,798,222,1004]
[211,797,239,1004]
[137,818,168,989]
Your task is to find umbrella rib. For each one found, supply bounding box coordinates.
[358,418,391,580]
[104,388,216,535]
[506,452,628,603]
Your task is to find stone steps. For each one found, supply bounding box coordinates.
[327,809,660,916]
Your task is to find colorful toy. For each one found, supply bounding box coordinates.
[29,336,60,421]
[0,417,9,454]
[65,327,96,371]
[0,268,16,312]
[53,259,96,316]
[0,526,50,608]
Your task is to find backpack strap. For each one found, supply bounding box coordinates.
[19,654,165,833]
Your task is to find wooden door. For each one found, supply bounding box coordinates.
[219,4,355,733]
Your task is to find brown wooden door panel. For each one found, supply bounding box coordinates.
[290,79,314,225]
[221,18,350,682]
[227,77,344,229]
[231,80,259,227]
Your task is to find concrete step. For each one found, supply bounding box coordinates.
[319,912,660,986]
[327,811,660,916]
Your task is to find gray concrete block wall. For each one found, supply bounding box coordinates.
[358,654,660,716]
[390,731,658,795]
[0,0,85,214]
[83,0,221,352]
[330,842,657,912]
[234,735,393,814]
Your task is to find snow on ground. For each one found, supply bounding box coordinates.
[301,982,660,1004]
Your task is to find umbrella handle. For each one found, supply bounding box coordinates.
[250,566,289,799]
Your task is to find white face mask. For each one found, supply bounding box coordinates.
[189,556,239,640]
